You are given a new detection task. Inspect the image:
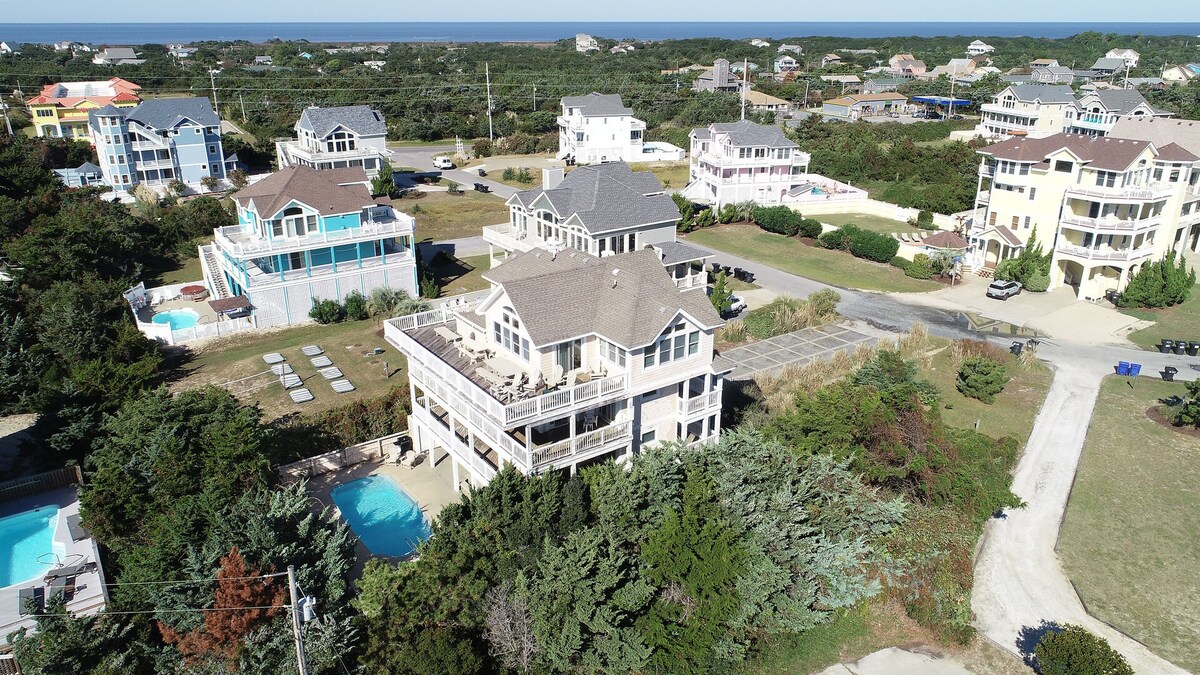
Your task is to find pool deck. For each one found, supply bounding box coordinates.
[0,488,108,639]
[136,296,219,328]
[305,452,460,581]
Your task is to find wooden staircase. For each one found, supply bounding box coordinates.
[201,245,230,299]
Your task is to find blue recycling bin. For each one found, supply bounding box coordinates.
[1129,363,1142,378]
[1117,361,1130,376]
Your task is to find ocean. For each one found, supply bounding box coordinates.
[3,22,1200,45]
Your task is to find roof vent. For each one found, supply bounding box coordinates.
[611,269,620,288]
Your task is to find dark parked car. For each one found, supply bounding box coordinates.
[986,279,1023,300]
[950,114,965,120]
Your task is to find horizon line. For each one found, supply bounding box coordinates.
[5,20,1192,25]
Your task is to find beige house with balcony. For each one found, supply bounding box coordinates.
[975,84,1077,139]
[385,247,729,490]
[1064,90,1172,137]
[968,131,1200,299]
[484,163,712,291]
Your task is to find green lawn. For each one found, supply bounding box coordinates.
[811,211,916,235]
[921,339,1053,443]
[428,253,490,297]
[396,191,509,242]
[629,161,690,189]
[1060,376,1200,672]
[1121,287,1200,350]
[685,222,940,293]
[174,319,407,421]
[145,236,213,286]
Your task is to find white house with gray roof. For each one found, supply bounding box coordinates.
[88,97,224,192]
[275,105,391,178]
[1064,90,1173,137]
[684,120,812,207]
[974,84,1077,140]
[484,163,712,290]
[385,246,729,490]
[557,93,646,163]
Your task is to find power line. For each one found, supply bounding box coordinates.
[100,572,288,588]
[1,604,291,621]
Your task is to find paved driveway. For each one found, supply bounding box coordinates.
[721,323,876,380]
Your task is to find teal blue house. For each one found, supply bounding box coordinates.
[202,165,418,327]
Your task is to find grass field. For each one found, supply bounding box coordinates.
[629,161,690,189]
[1121,287,1200,350]
[811,211,916,235]
[174,320,407,421]
[428,253,490,297]
[1059,376,1200,672]
[686,223,940,293]
[395,191,509,242]
[146,236,213,286]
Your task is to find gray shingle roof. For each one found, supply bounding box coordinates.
[1109,116,1200,157]
[1005,84,1076,104]
[705,120,797,148]
[297,105,386,138]
[1079,89,1151,114]
[482,248,722,349]
[509,163,679,235]
[652,241,713,265]
[1091,57,1126,71]
[560,93,633,117]
[126,97,219,129]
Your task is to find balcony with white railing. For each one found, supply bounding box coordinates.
[678,390,721,416]
[234,249,416,287]
[1065,182,1174,202]
[1059,213,1161,233]
[277,139,390,166]
[482,223,536,254]
[674,271,707,290]
[1054,242,1155,262]
[386,308,630,429]
[214,215,415,257]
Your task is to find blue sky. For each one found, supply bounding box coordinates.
[4,0,1187,23]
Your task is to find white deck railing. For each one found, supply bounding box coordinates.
[215,217,414,257]
[1059,214,1160,232]
[678,390,721,416]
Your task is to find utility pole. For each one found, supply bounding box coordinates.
[532,85,537,111]
[485,62,494,142]
[287,565,309,675]
[209,70,221,119]
[0,103,12,136]
[239,94,247,123]
[740,58,748,120]
[1123,62,1130,89]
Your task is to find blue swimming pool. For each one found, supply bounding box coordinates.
[331,476,431,557]
[0,506,60,588]
[152,308,200,330]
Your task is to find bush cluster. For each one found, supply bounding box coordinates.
[1117,249,1195,308]
[956,356,1009,403]
[819,224,900,263]
[1034,625,1134,675]
[308,298,345,324]
[905,253,935,279]
[740,292,841,340]
[751,205,804,236]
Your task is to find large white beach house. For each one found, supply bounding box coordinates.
[557,93,646,163]
[275,105,392,177]
[385,246,729,490]
[684,120,812,207]
[201,165,418,327]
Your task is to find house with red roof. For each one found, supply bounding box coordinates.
[26,77,141,140]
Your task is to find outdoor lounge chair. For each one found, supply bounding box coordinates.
[548,365,565,389]
[289,388,314,403]
[271,363,294,376]
[262,353,285,365]
[331,379,356,393]
[311,356,333,368]
[18,586,44,616]
[48,575,76,603]
[301,345,324,356]
[65,514,89,542]
[280,373,302,389]
[319,366,343,379]
[44,560,96,583]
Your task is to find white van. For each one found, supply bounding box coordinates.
[433,156,454,169]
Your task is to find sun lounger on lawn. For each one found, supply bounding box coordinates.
[290,388,314,403]
[262,353,285,364]
[301,345,324,356]
[280,373,302,389]
[319,366,343,379]
[271,363,294,375]
[311,356,333,368]
[66,514,89,542]
[331,379,356,393]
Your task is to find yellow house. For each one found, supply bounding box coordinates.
[968,131,1200,299]
[27,78,141,140]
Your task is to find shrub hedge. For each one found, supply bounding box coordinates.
[752,205,803,236]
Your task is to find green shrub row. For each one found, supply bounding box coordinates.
[819,224,900,263]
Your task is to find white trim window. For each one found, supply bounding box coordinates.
[599,338,626,367]
[493,309,529,361]
[643,322,699,368]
